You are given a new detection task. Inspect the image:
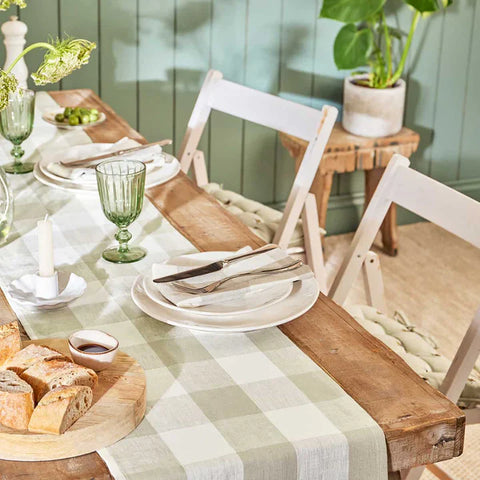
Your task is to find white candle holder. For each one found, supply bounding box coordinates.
[7,271,86,310]
[35,271,59,299]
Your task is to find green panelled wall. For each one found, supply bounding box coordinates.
[2,0,479,234]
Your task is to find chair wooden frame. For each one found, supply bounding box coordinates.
[329,154,480,480]
[177,69,338,292]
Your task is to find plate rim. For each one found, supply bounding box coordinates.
[131,273,319,333]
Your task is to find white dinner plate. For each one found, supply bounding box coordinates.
[34,153,181,194]
[143,273,293,316]
[42,109,107,129]
[131,274,319,333]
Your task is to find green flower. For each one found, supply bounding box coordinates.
[0,0,26,10]
[0,71,18,110]
[31,38,96,86]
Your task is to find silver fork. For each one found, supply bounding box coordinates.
[172,260,303,294]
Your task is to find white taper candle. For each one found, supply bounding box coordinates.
[38,214,55,277]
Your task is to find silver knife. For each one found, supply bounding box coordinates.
[153,244,278,283]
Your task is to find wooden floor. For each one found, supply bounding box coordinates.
[324,222,480,480]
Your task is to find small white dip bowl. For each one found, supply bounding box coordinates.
[68,329,119,371]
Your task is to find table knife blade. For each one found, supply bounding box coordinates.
[152,244,277,283]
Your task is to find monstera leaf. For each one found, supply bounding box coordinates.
[404,0,452,12]
[334,24,374,70]
[320,0,385,23]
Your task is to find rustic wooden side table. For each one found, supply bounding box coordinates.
[280,123,420,256]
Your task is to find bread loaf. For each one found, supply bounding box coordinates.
[0,322,21,367]
[0,370,34,430]
[28,385,93,435]
[3,344,68,375]
[21,359,98,402]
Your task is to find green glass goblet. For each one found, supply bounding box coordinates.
[0,89,35,174]
[96,159,146,263]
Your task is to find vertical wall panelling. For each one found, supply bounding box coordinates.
[174,0,212,164]
[99,0,138,129]
[402,3,443,175]
[209,0,247,191]
[0,1,477,235]
[275,0,317,203]
[138,0,175,143]
[21,0,59,91]
[60,0,99,93]
[312,1,343,199]
[429,1,475,182]
[242,0,281,203]
[458,1,480,180]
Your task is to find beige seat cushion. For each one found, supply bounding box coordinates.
[202,183,314,248]
[346,304,480,409]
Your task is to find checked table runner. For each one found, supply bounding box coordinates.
[0,92,387,480]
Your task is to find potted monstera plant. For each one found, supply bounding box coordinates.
[320,0,452,137]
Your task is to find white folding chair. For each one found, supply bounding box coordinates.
[177,69,338,292]
[329,154,480,480]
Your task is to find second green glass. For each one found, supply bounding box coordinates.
[0,89,35,174]
[96,159,146,263]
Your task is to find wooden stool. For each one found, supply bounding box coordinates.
[280,123,420,256]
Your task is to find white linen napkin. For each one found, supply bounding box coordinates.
[152,248,314,308]
[45,137,164,181]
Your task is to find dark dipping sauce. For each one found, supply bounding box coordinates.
[77,343,110,353]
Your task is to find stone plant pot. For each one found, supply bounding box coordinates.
[342,76,406,138]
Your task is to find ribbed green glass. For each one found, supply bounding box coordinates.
[96,159,146,263]
[0,89,35,174]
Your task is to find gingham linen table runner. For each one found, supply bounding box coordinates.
[0,92,388,480]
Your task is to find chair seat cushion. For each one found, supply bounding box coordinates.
[346,304,480,408]
[202,183,306,247]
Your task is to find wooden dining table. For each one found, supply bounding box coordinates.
[0,89,465,480]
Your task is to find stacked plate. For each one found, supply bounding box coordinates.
[34,142,181,194]
[131,251,320,333]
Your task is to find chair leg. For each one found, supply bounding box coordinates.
[192,150,209,186]
[362,251,387,313]
[302,193,327,294]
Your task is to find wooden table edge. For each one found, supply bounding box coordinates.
[0,89,465,478]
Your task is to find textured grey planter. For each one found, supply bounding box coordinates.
[342,76,406,137]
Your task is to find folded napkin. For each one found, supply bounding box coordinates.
[46,137,164,181]
[153,248,313,308]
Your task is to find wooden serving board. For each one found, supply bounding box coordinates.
[0,338,146,461]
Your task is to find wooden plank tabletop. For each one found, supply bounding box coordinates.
[0,90,464,478]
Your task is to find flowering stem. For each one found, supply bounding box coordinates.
[5,42,56,75]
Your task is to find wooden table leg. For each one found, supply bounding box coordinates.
[365,167,398,256]
[310,171,334,231]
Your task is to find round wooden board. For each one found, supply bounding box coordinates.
[0,338,146,461]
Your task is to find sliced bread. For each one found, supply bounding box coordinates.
[0,321,21,367]
[0,370,34,430]
[20,358,98,402]
[3,343,69,375]
[28,385,93,435]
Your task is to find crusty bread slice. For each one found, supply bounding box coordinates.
[20,359,98,402]
[28,385,93,435]
[0,370,34,430]
[0,321,21,367]
[3,344,69,375]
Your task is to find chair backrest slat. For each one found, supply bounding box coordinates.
[208,79,323,141]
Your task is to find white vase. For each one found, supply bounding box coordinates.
[342,76,406,138]
[2,16,28,90]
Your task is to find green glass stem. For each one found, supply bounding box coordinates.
[11,145,24,163]
[115,228,132,253]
